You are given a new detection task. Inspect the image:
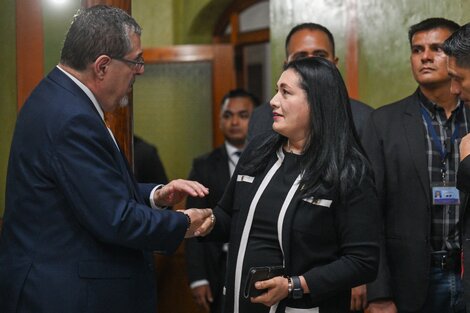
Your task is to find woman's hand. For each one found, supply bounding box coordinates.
[350,284,367,311]
[250,276,289,307]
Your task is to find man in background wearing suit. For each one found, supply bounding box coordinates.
[363,18,464,313]
[185,89,258,313]
[134,135,169,184]
[248,22,373,142]
[0,6,212,313]
[444,22,470,309]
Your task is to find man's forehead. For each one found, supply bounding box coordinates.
[223,97,253,111]
[411,28,452,44]
[287,31,334,58]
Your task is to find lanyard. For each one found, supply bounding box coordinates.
[420,106,461,183]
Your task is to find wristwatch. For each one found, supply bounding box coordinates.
[290,276,303,299]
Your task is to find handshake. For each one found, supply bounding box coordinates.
[181,208,215,238]
[151,179,216,239]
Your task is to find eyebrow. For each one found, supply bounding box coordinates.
[278,82,291,88]
[222,109,250,115]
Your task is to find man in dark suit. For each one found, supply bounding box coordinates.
[0,6,212,313]
[185,89,258,313]
[134,135,169,184]
[248,22,373,143]
[444,22,470,309]
[363,18,464,313]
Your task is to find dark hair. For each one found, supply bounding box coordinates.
[242,57,370,199]
[60,5,142,71]
[285,23,335,58]
[220,88,260,108]
[408,17,460,47]
[444,23,470,68]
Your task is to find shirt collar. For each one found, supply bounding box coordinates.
[224,141,243,157]
[417,88,462,118]
[56,65,105,122]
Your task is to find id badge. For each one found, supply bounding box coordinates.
[432,186,460,205]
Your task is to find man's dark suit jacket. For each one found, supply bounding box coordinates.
[362,90,467,311]
[247,99,373,141]
[457,156,470,309]
[185,145,230,313]
[134,135,168,184]
[0,67,188,313]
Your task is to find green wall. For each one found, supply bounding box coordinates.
[270,0,470,108]
[133,0,175,47]
[132,0,226,180]
[0,0,17,216]
[357,0,470,107]
[3,0,469,217]
[42,0,81,72]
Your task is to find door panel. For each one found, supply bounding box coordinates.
[139,44,234,313]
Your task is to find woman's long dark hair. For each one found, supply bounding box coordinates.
[242,57,371,199]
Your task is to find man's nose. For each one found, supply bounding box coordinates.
[421,48,433,62]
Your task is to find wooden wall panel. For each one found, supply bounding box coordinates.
[16,0,44,111]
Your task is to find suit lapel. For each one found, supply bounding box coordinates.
[219,145,231,181]
[49,69,144,204]
[115,142,145,203]
[403,92,431,205]
[280,190,302,270]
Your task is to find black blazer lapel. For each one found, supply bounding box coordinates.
[281,191,302,271]
[218,145,231,182]
[403,94,431,205]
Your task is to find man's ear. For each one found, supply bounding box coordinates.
[94,55,112,80]
[333,56,339,66]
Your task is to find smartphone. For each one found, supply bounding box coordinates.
[243,265,285,298]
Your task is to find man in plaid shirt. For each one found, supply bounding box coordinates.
[363,18,466,313]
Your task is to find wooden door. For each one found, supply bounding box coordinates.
[142,44,235,313]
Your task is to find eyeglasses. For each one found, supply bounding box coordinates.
[114,57,145,71]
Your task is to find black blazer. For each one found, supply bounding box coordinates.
[363,90,467,311]
[185,145,231,313]
[457,155,470,309]
[133,135,168,184]
[206,135,379,313]
[247,99,373,141]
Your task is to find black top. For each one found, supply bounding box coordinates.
[240,151,301,312]
[208,133,379,313]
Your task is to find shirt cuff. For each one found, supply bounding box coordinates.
[190,279,210,289]
[149,184,165,209]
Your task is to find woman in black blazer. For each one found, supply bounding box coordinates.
[204,57,379,313]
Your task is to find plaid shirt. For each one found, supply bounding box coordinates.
[419,90,469,251]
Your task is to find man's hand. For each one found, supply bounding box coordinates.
[367,300,397,313]
[460,133,470,161]
[191,284,213,312]
[183,208,213,238]
[154,179,209,207]
[350,285,367,311]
